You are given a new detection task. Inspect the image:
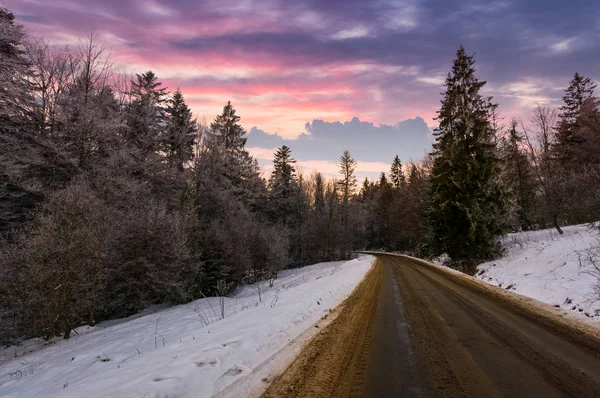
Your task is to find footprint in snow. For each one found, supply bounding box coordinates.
[195,357,219,368]
[152,376,182,382]
[223,364,250,377]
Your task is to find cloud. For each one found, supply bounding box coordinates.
[331,26,371,40]
[416,75,446,86]
[11,0,600,140]
[247,116,433,165]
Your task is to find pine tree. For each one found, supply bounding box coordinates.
[359,177,371,203]
[211,101,247,150]
[390,155,406,188]
[314,172,325,210]
[164,89,197,171]
[126,71,168,156]
[268,145,299,226]
[338,150,357,257]
[501,119,536,231]
[556,73,597,164]
[269,145,297,190]
[374,172,393,248]
[0,8,72,236]
[426,46,507,268]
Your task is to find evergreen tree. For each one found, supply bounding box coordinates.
[267,145,299,226]
[269,145,297,191]
[426,46,507,268]
[501,119,536,231]
[126,71,168,156]
[359,177,371,203]
[211,101,247,150]
[313,172,326,210]
[164,89,197,171]
[0,8,72,237]
[390,155,406,188]
[374,172,393,248]
[338,150,357,257]
[556,73,597,164]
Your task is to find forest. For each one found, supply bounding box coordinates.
[1,7,599,344]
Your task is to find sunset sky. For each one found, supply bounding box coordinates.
[9,0,600,177]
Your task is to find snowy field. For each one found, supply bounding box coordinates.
[477,224,600,320]
[0,256,373,398]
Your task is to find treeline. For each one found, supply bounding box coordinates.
[0,9,356,343]
[1,8,599,344]
[356,47,600,273]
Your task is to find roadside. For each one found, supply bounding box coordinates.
[263,254,600,398]
[0,257,373,398]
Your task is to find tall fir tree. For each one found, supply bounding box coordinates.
[501,119,536,231]
[338,150,357,257]
[267,145,299,226]
[211,101,247,150]
[164,89,197,171]
[126,71,168,156]
[390,155,406,188]
[556,73,597,165]
[426,46,507,267]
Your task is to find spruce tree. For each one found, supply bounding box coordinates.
[556,73,597,165]
[211,101,247,150]
[374,172,393,248]
[338,150,357,257]
[426,46,507,267]
[164,89,197,171]
[390,155,406,188]
[267,145,299,226]
[126,71,167,156]
[501,119,536,231]
[314,172,326,210]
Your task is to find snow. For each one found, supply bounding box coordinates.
[476,224,600,320]
[0,256,373,398]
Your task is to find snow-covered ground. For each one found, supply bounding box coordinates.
[477,224,600,320]
[0,256,373,398]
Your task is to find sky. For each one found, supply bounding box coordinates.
[8,0,600,178]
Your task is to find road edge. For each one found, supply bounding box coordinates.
[215,256,376,398]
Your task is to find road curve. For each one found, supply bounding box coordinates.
[261,254,600,398]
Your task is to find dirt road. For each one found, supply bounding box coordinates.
[262,254,600,397]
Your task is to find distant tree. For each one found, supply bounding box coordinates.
[556,73,597,164]
[164,89,197,171]
[390,155,406,188]
[373,172,393,248]
[125,71,167,157]
[524,106,568,234]
[269,145,297,192]
[268,145,299,226]
[501,119,537,231]
[338,150,357,257]
[313,172,326,210]
[426,46,507,268]
[211,101,247,150]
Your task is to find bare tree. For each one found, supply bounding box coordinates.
[523,106,567,234]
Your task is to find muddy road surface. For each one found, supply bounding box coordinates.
[262,254,600,398]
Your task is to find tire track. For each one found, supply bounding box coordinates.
[261,259,383,398]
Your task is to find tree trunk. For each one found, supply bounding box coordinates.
[553,213,564,234]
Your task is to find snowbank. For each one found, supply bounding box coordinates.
[477,224,600,320]
[0,256,373,398]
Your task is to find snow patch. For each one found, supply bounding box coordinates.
[477,224,600,320]
[0,257,373,397]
